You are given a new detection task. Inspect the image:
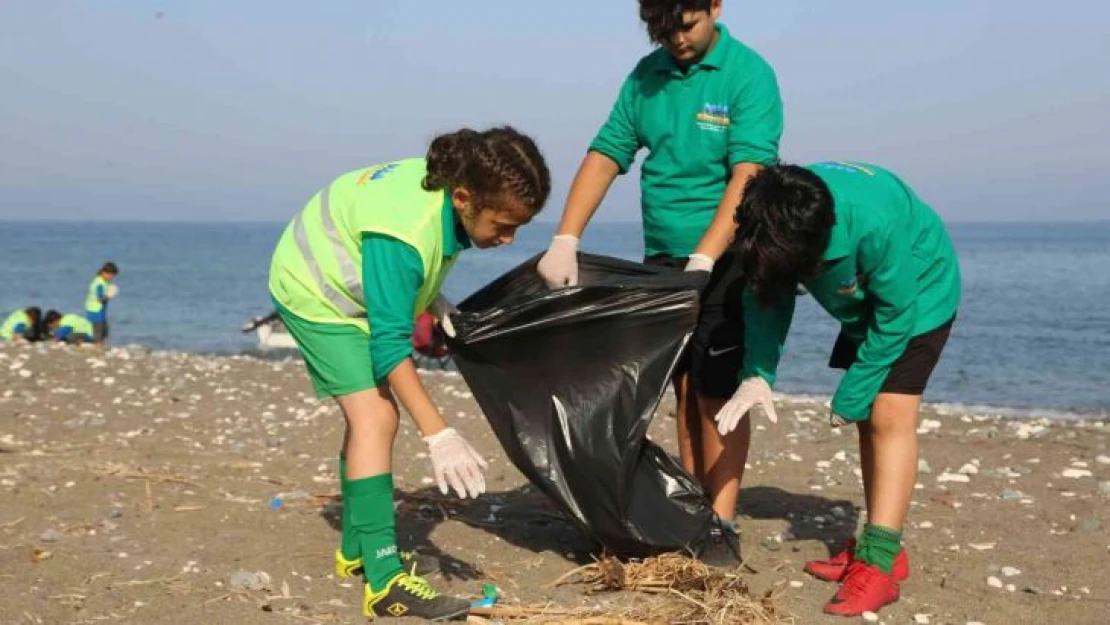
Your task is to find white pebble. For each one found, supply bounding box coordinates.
[938,473,971,483]
[919,521,934,529]
[862,611,879,622]
[1061,468,1092,478]
[958,463,979,475]
[1005,583,1016,592]
[18,369,32,378]
[789,580,803,588]
[987,576,1003,588]
[914,615,930,625]
[1001,566,1021,577]
[103,377,115,386]
[833,450,847,462]
[1097,455,1110,465]
[421,477,434,485]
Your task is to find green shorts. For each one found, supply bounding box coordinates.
[274,302,376,398]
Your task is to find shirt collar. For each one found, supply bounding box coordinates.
[441,191,472,256]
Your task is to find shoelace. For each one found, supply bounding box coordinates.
[837,563,878,598]
[395,569,438,601]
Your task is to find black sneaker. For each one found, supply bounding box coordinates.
[698,519,742,568]
[362,571,469,621]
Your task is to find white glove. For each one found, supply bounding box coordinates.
[684,253,714,273]
[430,295,457,338]
[105,284,119,299]
[423,427,488,498]
[537,235,579,288]
[715,376,779,436]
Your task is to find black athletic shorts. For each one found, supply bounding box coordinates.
[828,317,955,395]
[645,251,746,399]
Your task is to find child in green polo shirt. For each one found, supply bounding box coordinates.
[716,162,961,617]
[268,126,551,621]
[536,0,783,563]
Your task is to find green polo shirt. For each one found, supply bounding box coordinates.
[742,162,962,421]
[362,193,470,381]
[589,24,783,257]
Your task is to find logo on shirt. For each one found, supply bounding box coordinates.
[813,161,875,176]
[356,162,400,185]
[695,103,730,132]
[837,273,868,296]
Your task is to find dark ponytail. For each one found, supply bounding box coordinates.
[422,126,551,215]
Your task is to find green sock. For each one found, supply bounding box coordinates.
[347,473,403,591]
[338,456,360,561]
[855,524,903,574]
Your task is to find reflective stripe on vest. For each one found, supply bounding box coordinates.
[317,185,363,302]
[291,202,363,318]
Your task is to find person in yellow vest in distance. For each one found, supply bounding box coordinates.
[268,126,551,622]
[43,310,96,346]
[0,306,42,342]
[86,262,119,345]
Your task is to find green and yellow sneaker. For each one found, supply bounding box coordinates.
[335,549,440,580]
[363,571,469,621]
[335,549,364,579]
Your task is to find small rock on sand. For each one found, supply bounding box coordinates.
[1002,566,1021,577]
[40,529,62,543]
[1061,468,1093,479]
[987,576,1003,588]
[914,615,930,625]
[938,472,971,483]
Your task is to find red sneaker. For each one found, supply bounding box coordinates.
[805,538,909,582]
[823,562,901,617]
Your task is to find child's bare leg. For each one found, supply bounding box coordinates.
[674,372,705,478]
[699,394,751,521]
[863,393,921,530]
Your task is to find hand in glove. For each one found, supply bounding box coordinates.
[430,294,458,338]
[684,253,714,273]
[423,427,488,498]
[537,235,579,288]
[715,376,779,436]
[105,284,119,299]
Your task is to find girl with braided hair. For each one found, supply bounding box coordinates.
[268,126,551,621]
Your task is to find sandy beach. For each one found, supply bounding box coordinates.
[1,341,1107,624]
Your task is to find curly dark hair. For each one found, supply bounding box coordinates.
[735,165,837,307]
[422,126,551,215]
[638,0,713,45]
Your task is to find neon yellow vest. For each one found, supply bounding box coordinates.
[60,314,94,338]
[268,158,456,332]
[0,310,30,340]
[86,275,109,314]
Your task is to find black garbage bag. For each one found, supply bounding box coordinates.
[446,252,715,558]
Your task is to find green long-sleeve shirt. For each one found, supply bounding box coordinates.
[742,162,961,421]
[361,197,470,381]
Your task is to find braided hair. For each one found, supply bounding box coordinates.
[422,126,551,215]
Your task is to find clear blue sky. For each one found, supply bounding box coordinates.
[0,1,1106,222]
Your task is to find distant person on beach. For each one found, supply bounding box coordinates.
[268,126,550,621]
[44,310,97,345]
[0,306,42,342]
[716,162,961,617]
[85,262,119,344]
[535,0,783,562]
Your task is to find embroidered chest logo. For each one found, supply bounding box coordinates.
[695,103,730,132]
